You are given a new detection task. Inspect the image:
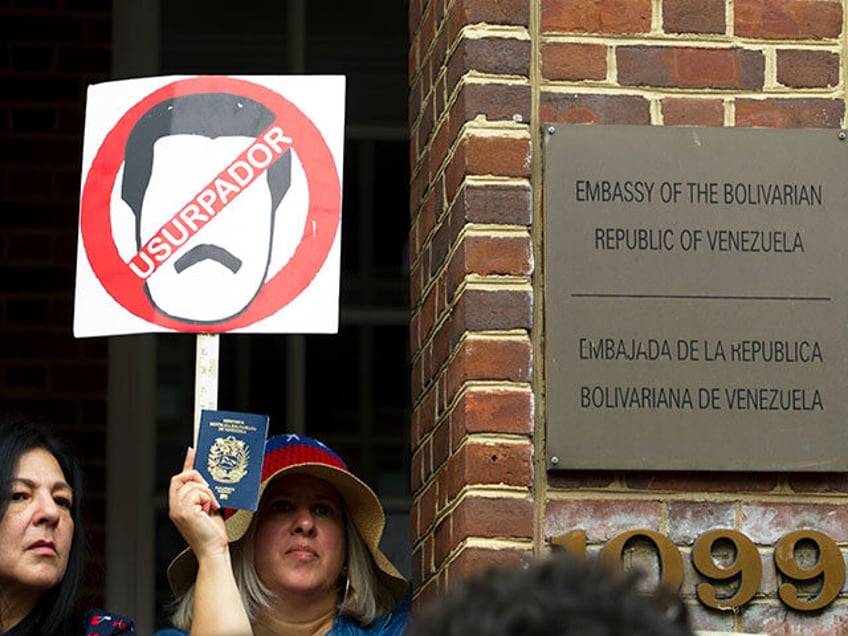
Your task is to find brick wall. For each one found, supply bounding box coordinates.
[0,1,112,608]
[408,0,535,605]
[409,0,848,632]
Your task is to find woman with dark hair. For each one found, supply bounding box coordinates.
[0,413,136,636]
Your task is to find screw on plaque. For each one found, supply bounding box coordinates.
[550,456,559,465]
[839,131,847,141]
[546,125,556,135]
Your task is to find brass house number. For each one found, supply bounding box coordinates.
[552,528,846,611]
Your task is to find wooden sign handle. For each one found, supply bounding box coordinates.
[193,333,220,445]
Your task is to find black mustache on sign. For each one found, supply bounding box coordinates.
[174,244,243,273]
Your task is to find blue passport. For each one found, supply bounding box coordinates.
[195,409,269,511]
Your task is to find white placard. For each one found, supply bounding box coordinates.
[74,75,345,337]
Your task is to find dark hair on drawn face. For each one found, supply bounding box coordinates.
[121,92,292,227]
[0,412,87,636]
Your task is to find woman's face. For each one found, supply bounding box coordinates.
[252,473,346,600]
[0,448,74,601]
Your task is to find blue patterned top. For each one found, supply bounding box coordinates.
[2,608,136,636]
[153,593,410,636]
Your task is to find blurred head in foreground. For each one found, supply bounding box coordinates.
[407,551,694,636]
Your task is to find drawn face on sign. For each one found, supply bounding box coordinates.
[121,93,292,323]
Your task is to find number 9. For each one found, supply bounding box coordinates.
[691,529,761,610]
[774,530,845,611]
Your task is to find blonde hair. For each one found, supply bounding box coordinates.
[170,495,398,630]
[338,511,396,624]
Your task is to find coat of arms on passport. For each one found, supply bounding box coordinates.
[208,436,249,483]
[195,409,269,510]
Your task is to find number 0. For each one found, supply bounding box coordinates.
[599,529,684,591]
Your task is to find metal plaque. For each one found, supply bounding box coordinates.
[543,124,848,471]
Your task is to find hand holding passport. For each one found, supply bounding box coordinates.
[194,409,269,511]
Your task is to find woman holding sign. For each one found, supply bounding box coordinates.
[0,413,136,636]
[165,434,410,636]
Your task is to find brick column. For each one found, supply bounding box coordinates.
[410,0,848,632]
[408,0,536,603]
